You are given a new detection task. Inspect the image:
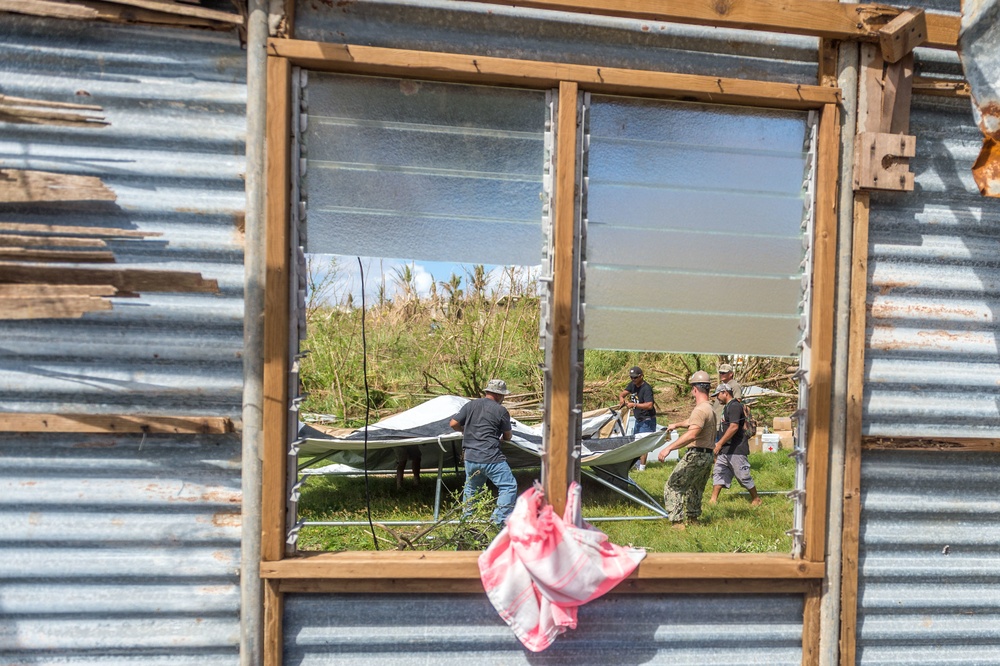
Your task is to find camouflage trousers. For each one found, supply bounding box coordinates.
[663,449,714,522]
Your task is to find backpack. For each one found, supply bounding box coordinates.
[735,399,757,439]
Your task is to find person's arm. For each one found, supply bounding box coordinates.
[667,417,692,431]
[714,423,739,455]
[501,429,512,441]
[449,418,463,432]
[658,424,702,461]
[617,386,631,409]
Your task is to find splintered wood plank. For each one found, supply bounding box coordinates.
[0,169,116,203]
[268,40,840,110]
[0,263,219,294]
[94,0,242,24]
[0,94,107,128]
[0,413,235,433]
[0,0,99,19]
[0,234,107,248]
[0,284,116,297]
[0,222,158,238]
[0,295,112,319]
[0,247,116,263]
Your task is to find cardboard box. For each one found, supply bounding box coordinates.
[773,416,793,431]
[748,434,762,453]
[761,433,781,453]
[775,429,795,450]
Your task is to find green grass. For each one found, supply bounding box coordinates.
[296,451,795,553]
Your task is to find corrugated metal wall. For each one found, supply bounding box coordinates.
[286,2,815,663]
[856,13,1000,657]
[285,593,805,665]
[0,14,247,417]
[855,450,1000,664]
[0,14,246,664]
[864,94,1000,438]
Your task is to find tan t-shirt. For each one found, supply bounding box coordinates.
[687,401,718,450]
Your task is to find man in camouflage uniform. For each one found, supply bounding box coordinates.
[657,371,718,528]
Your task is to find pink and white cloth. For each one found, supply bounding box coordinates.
[478,482,646,651]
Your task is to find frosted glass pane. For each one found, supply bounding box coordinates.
[584,95,810,355]
[303,73,546,266]
[587,226,804,276]
[586,268,802,316]
[585,308,802,357]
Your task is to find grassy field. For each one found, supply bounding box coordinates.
[296,450,795,553]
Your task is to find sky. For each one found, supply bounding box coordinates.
[306,254,540,307]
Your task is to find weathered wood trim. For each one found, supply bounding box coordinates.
[262,551,825,580]
[803,102,840,563]
[0,248,115,263]
[267,39,840,110]
[0,169,115,203]
[912,75,970,98]
[544,81,578,517]
[0,263,219,295]
[840,192,870,666]
[0,413,235,434]
[0,222,158,238]
[278,576,818,595]
[0,295,112,319]
[264,579,283,666]
[460,0,959,50]
[802,580,823,666]
[95,0,243,24]
[262,55,292,563]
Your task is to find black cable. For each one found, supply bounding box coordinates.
[358,257,378,550]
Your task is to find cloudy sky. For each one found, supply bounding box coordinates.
[306,254,539,307]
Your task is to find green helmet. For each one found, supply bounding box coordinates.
[689,370,711,384]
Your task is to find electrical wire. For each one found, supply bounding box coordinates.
[358,257,379,550]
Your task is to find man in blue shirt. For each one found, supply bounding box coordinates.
[450,379,517,525]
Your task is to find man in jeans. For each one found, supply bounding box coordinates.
[450,379,517,525]
[618,366,656,471]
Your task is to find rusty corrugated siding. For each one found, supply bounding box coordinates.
[0,13,246,418]
[0,12,246,663]
[864,95,1000,438]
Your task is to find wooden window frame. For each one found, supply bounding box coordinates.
[260,37,840,592]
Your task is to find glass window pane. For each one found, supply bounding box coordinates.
[302,74,547,267]
[584,95,811,356]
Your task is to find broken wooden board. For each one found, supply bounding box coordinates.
[0,94,107,128]
[0,412,237,434]
[0,169,116,203]
[0,263,220,295]
[0,295,113,319]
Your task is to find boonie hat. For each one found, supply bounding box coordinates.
[712,382,734,397]
[628,366,643,378]
[485,378,511,395]
[718,363,734,374]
